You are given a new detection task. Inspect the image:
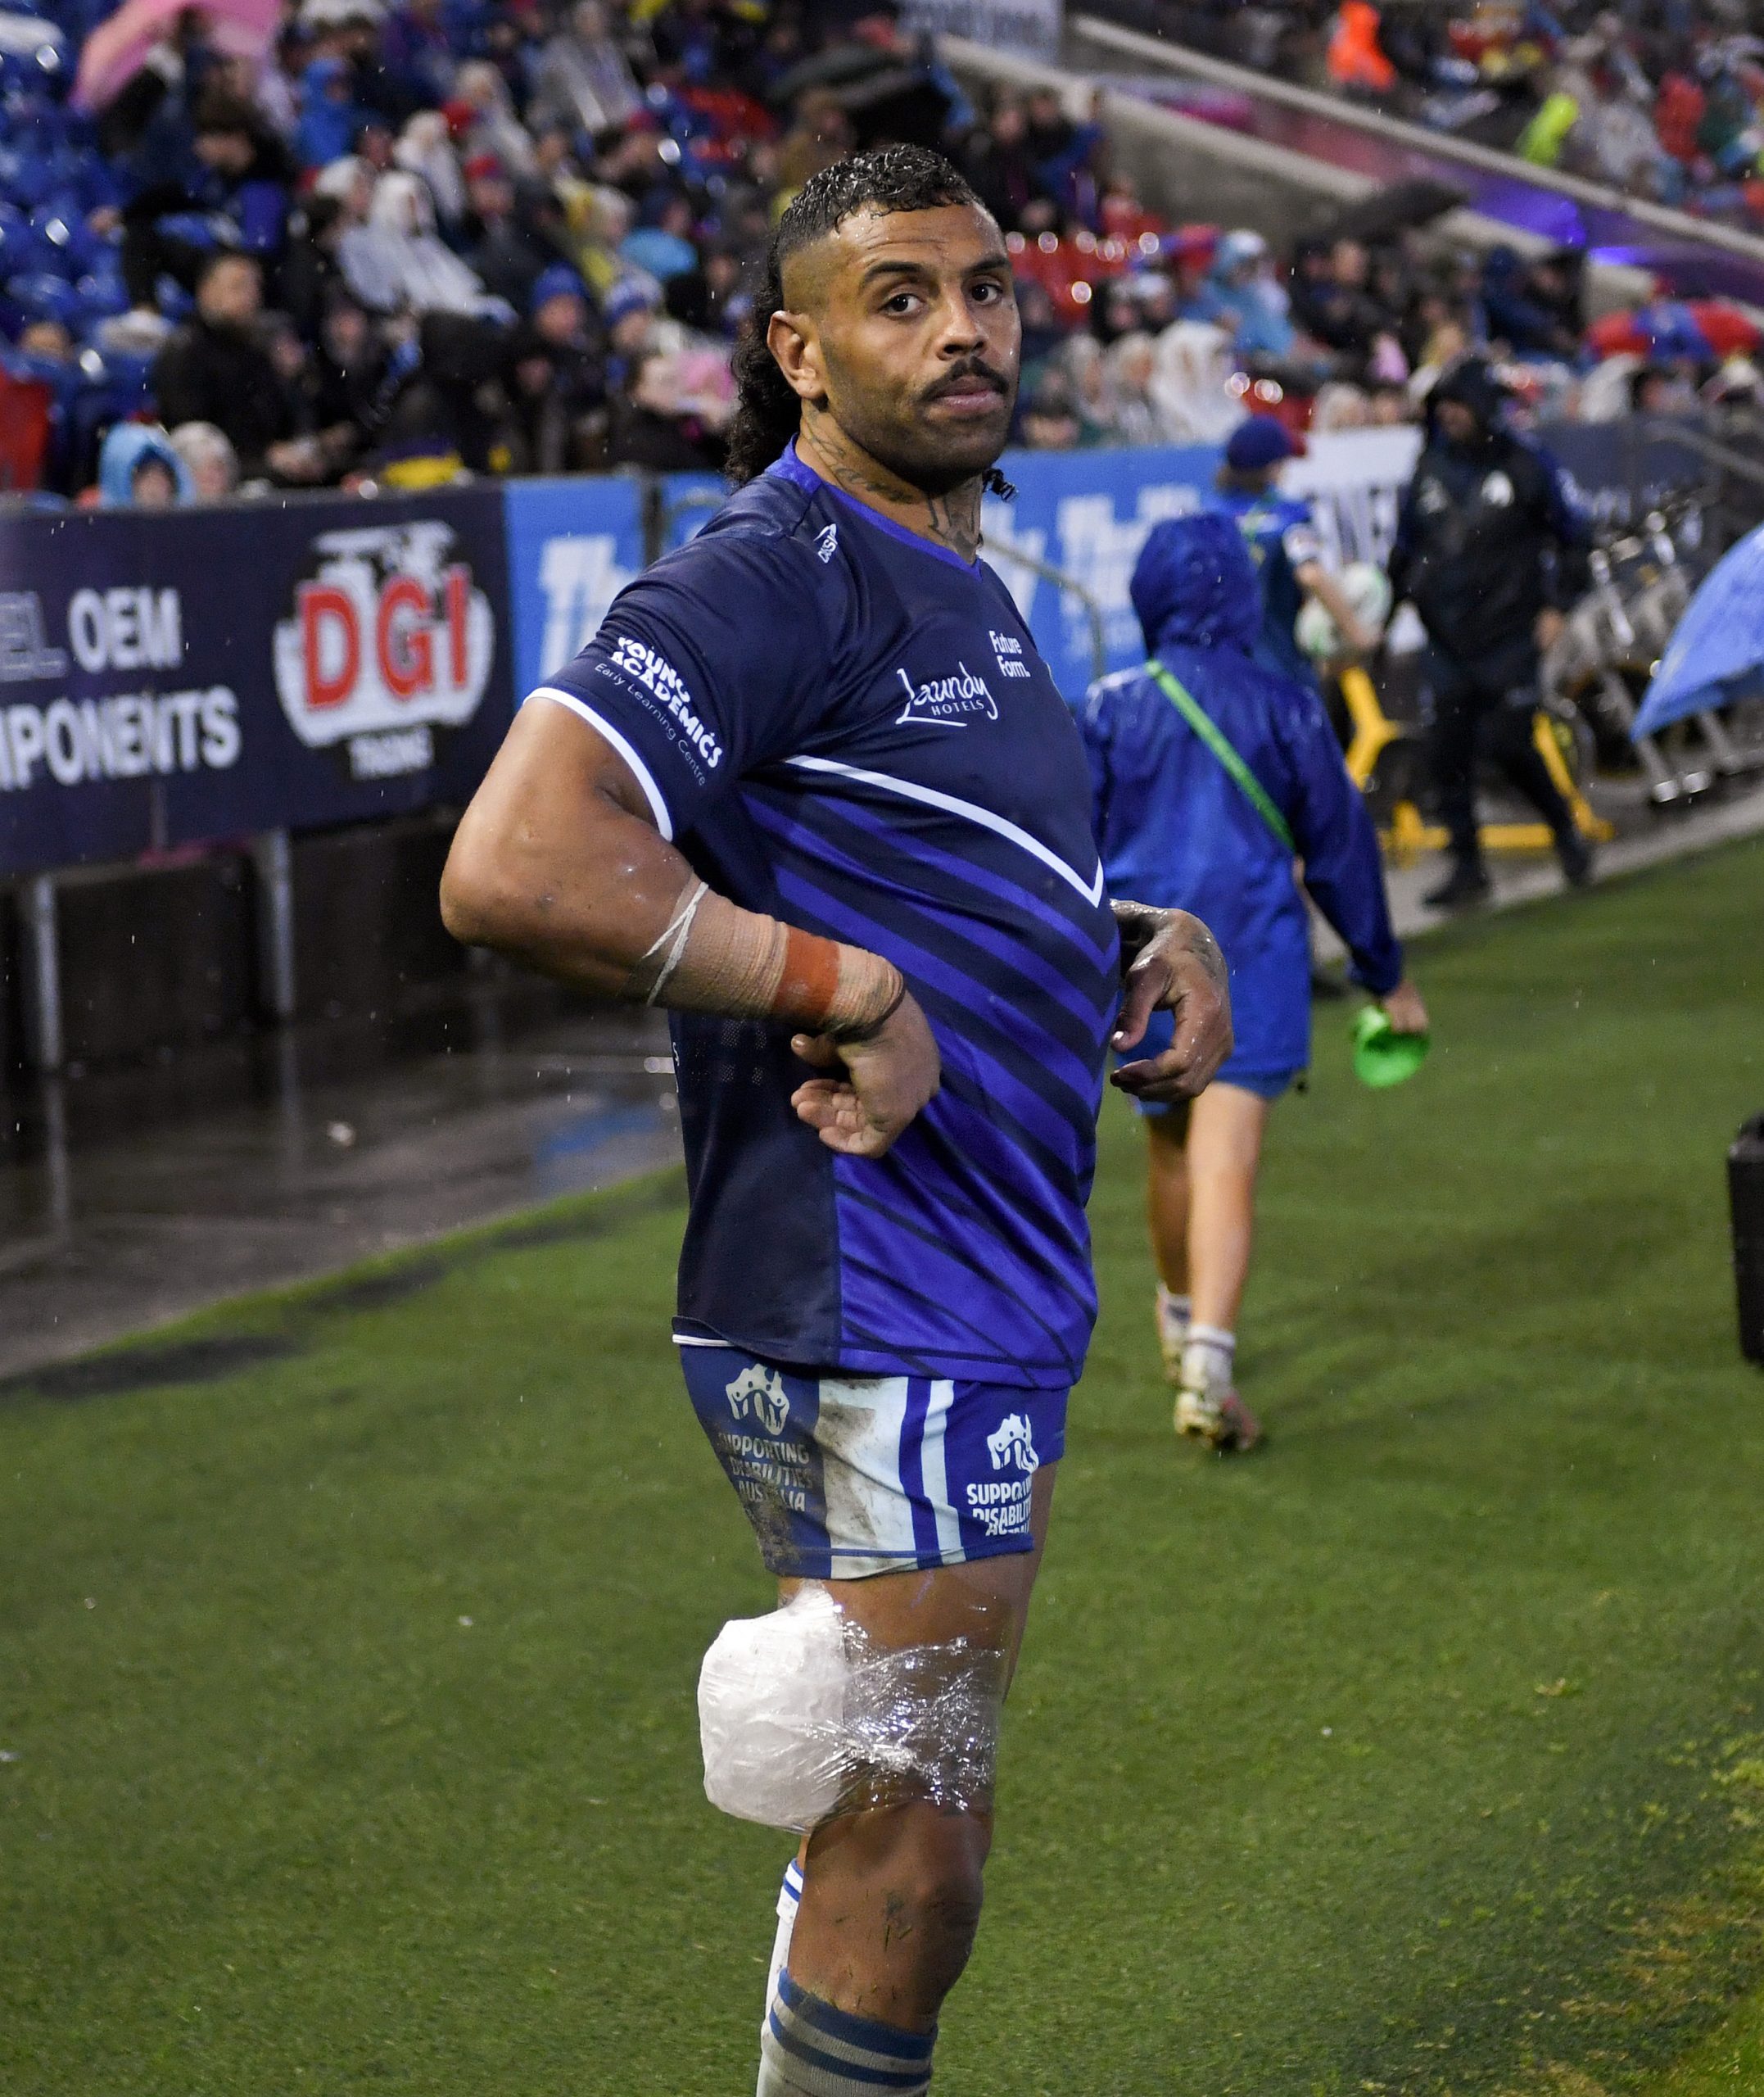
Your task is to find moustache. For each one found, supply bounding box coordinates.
[923,360,1011,402]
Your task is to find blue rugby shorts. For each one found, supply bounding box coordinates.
[678,1343,1067,1580]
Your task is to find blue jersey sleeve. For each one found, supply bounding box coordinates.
[531,524,835,841]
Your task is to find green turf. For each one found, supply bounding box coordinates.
[5,838,1764,2096]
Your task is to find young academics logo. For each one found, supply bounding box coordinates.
[893,661,998,728]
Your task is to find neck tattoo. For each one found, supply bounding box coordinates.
[798,404,984,563]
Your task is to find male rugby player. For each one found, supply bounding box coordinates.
[441,147,1231,2095]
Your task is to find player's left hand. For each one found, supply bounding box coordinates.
[1108,902,1233,1103]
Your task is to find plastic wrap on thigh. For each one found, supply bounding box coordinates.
[698,1587,1006,1832]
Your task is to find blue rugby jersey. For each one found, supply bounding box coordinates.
[532,442,1119,1390]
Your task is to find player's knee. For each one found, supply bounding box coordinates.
[881,1809,989,1999]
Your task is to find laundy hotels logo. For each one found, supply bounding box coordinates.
[273,521,495,779]
[893,659,998,727]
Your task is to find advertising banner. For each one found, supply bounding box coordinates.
[658,470,727,554]
[0,488,512,881]
[906,0,1061,60]
[980,442,1220,693]
[502,472,646,701]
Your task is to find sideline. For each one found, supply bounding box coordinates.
[6,790,1761,1385]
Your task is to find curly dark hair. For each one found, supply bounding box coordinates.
[726,145,1011,491]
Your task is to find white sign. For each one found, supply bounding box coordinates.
[904,0,1062,61]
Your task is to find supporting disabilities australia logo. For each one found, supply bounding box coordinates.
[893,661,998,728]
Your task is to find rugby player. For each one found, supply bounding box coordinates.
[441,147,1232,2095]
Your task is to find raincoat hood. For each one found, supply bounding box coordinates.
[1131,511,1261,658]
[97,422,190,507]
[1426,354,1508,446]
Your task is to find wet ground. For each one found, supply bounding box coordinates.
[4,771,1762,1386]
[0,987,679,1384]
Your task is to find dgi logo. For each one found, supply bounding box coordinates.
[273,521,494,779]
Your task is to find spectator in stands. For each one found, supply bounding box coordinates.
[309,289,397,474]
[1187,229,1296,360]
[961,92,1052,233]
[1019,381,1084,451]
[1101,332,1168,445]
[395,112,468,229]
[1150,319,1244,442]
[295,57,369,172]
[604,346,728,471]
[1481,245,1582,360]
[120,87,295,312]
[461,156,553,310]
[149,250,315,483]
[379,0,458,120]
[528,1,640,138]
[97,422,190,507]
[452,61,541,181]
[1024,84,1106,218]
[339,170,487,315]
[169,420,240,500]
[1289,237,1391,365]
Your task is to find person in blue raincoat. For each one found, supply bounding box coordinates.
[96,421,191,507]
[1078,511,1426,1452]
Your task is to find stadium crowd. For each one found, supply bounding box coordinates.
[1110,1,1764,228]
[0,0,1759,505]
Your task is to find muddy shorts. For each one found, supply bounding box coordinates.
[679,1344,1068,1580]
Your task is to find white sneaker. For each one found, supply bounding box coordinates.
[1174,1383,1264,1454]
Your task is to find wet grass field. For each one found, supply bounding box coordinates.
[4,836,1763,2095]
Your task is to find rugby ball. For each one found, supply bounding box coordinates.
[1296,561,1393,660]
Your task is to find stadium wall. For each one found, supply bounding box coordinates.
[0,426,1712,1084]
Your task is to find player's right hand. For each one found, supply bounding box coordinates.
[1380,979,1429,1035]
[789,994,941,1159]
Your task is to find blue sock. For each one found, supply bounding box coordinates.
[758,1968,934,2095]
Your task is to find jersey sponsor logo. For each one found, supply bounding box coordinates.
[1417,477,1450,516]
[726,1363,790,1437]
[986,1411,1038,1474]
[814,523,839,564]
[273,520,494,778]
[989,628,1030,680]
[1481,470,1515,509]
[893,660,998,728]
[607,633,723,768]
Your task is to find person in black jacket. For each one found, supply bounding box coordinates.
[149,251,317,482]
[1388,356,1594,909]
[120,88,293,310]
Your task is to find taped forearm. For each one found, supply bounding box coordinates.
[629,877,906,1040]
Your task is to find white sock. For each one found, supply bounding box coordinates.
[1181,1324,1236,1394]
[1156,1284,1192,1349]
[761,1858,803,2039]
[758,1970,934,2095]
